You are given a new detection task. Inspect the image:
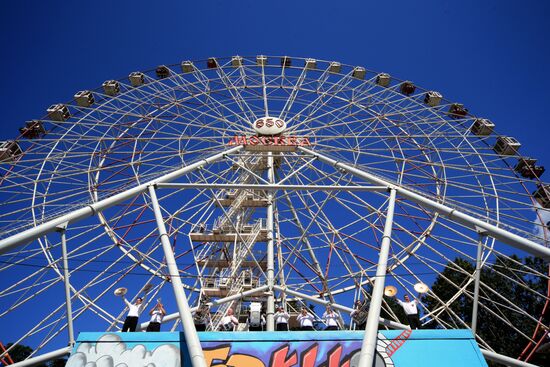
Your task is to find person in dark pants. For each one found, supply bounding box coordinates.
[121,296,145,332]
[274,306,290,331]
[351,300,367,330]
[397,294,421,329]
[194,304,211,331]
[322,305,340,330]
[220,308,239,331]
[146,302,166,332]
[297,308,315,331]
[247,312,266,331]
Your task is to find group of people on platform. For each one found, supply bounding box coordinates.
[119,293,421,332]
[120,295,167,332]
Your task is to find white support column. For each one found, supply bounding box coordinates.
[56,223,75,347]
[471,230,486,334]
[148,185,206,367]
[266,152,275,331]
[358,188,397,367]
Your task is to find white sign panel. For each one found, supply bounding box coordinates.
[253,117,287,135]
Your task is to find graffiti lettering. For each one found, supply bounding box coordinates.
[270,345,298,367]
[203,343,358,367]
[203,345,265,367]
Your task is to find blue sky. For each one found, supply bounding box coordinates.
[0,0,549,164]
[0,0,549,356]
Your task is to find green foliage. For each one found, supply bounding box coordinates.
[4,343,66,366]
[424,256,548,366]
[5,343,46,366]
[47,358,67,367]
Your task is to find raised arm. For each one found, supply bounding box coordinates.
[123,297,131,307]
[138,294,147,312]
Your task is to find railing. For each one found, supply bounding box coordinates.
[209,271,246,331]
[230,219,263,278]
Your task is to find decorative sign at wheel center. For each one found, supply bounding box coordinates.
[253,116,287,135]
[227,116,311,151]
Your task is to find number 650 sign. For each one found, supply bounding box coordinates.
[253,117,287,135]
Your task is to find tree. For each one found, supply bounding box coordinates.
[424,256,548,366]
[3,344,67,366]
[47,358,67,367]
[4,343,47,366]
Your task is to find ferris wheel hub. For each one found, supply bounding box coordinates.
[253,116,287,135]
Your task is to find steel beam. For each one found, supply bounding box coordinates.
[273,285,408,330]
[298,146,550,260]
[148,186,206,367]
[481,349,540,367]
[266,152,275,330]
[0,146,243,255]
[57,224,75,346]
[358,188,397,367]
[156,183,388,191]
[138,285,270,330]
[472,230,486,334]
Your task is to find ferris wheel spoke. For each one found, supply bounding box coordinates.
[279,63,310,122]
[214,63,258,123]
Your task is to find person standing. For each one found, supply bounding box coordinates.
[297,308,315,331]
[350,300,368,330]
[247,312,266,331]
[121,295,146,332]
[274,306,290,331]
[220,308,239,331]
[396,294,421,329]
[146,302,166,332]
[322,305,340,331]
[194,304,211,331]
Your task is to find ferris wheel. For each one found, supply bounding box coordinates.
[0,55,549,365]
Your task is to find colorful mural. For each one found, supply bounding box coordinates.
[66,333,180,367]
[67,330,487,367]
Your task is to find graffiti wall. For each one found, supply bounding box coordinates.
[67,329,487,367]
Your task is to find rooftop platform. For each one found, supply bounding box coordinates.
[67,330,488,367]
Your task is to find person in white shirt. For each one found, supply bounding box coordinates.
[396,294,421,329]
[322,305,340,331]
[121,296,146,332]
[274,306,290,331]
[220,307,239,331]
[146,302,166,332]
[297,308,315,331]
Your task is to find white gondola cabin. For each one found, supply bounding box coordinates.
[74,91,94,107]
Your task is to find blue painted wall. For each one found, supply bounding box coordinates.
[67,330,487,367]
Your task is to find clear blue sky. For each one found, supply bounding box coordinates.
[0,0,549,164]
[0,0,549,355]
